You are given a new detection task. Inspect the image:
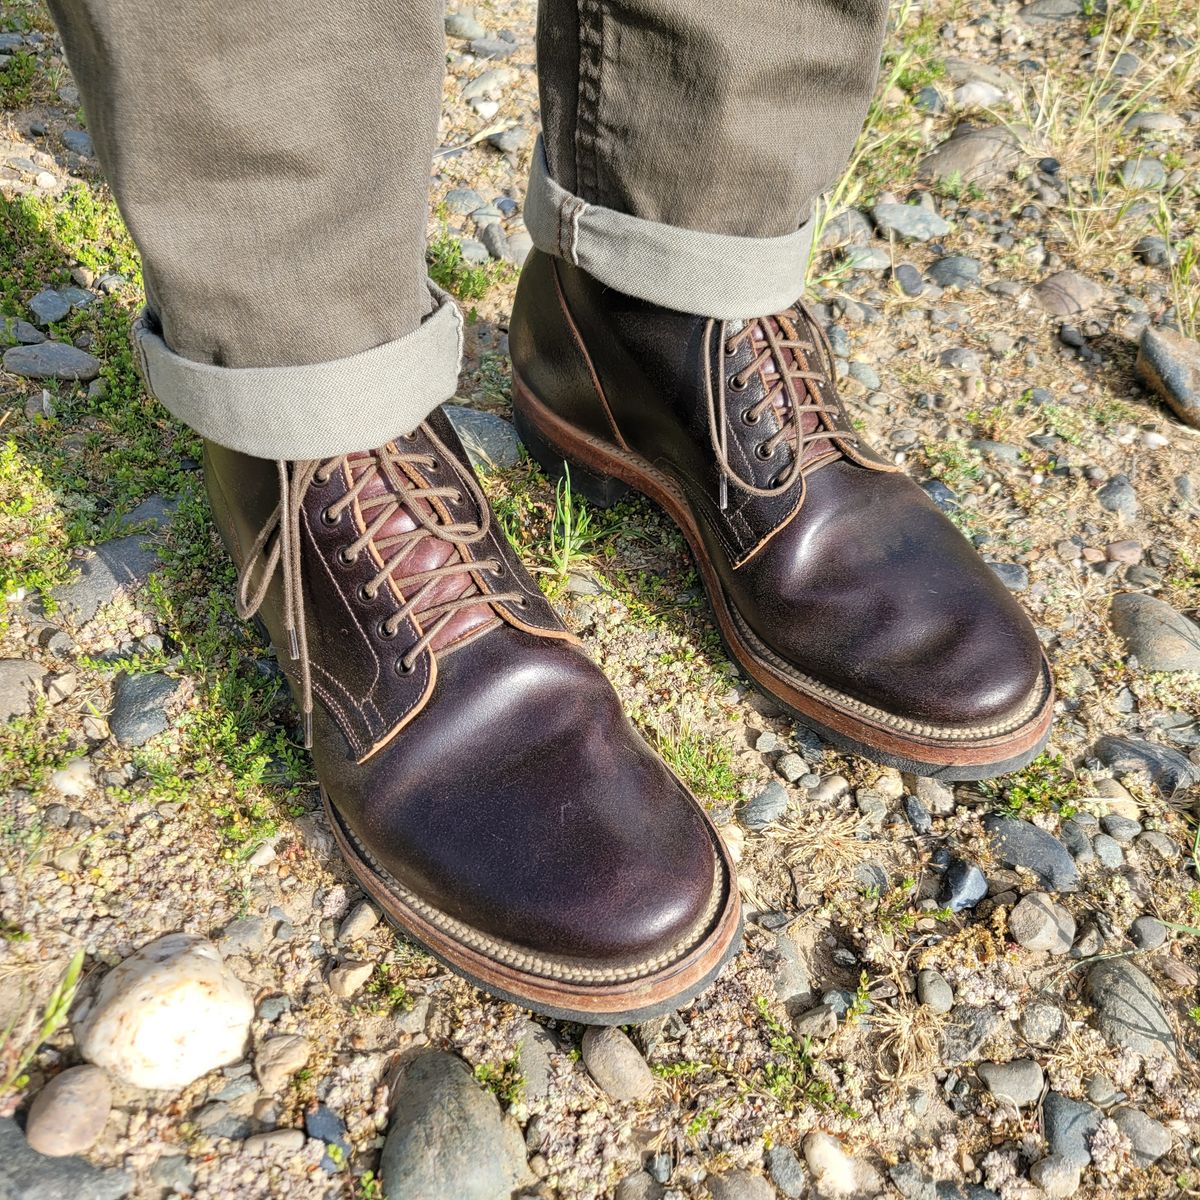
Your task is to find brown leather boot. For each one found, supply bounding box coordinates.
[203,409,740,1021]
[510,250,1054,780]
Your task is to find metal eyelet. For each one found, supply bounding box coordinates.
[377,620,397,640]
[729,375,749,392]
[755,443,774,460]
[337,547,358,567]
[312,471,331,486]
[395,657,415,675]
[489,561,505,576]
[742,408,760,426]
[321,506,340,526]
[357,583,376,603]
[426,458,440,472]
[515,597,528,608]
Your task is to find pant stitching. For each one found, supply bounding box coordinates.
[575,0,604,206]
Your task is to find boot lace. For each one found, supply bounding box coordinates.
[705,300,858,510]
[235,423,523,746]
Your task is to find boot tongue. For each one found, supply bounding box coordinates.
[751,313,837,471]
[343,448,497,652]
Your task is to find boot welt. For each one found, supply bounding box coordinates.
[512,373,1055,782]
[323,790,743,1024]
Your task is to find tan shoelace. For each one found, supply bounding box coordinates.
[235,423,523,746]
[705,301,855,510]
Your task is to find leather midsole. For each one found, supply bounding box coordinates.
[513,373,1055,766]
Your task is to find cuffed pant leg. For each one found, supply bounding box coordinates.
[46,0,456,459]
[531,0,888,318]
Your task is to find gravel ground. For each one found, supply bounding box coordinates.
[1,1,1199,1199]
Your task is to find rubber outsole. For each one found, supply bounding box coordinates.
[512,377,1055,781]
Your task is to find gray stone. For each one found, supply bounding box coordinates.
[1111,1106,1172,1166]
[1009,892,1075,954]
[443,405,520,471]
[765,1144,808,1199]
[741,781,789,829]
[488,126,530,154]
[1133,235,1171,266]
[25,1066,112,1157]
[1137,325,1200,430]
[848,361,881,390]
[1129,916,1167,950]
[1031,271,1104,316]
[1110,593,1200,673]
[1097,474,1138,518]
[581,1026,654,1101]
[461,67,518,102]
[458,237,490,265]
[479,221,511,261]
[0,1116,130,1200]
[904,794,932,833]
[1135,831,1179,861]
[444,11,485,39]
[889,1162,938,1200]
[109,672,180,747]
[917,969,954,1013]
[1118,156,1166,190]
[940,858,989,912]
[304,1104,350,1173]
[893,262,925,296]
[1019,0,1081,21]
[29,289,71,324]
[53,533,160,623]
[771,928,813,1012]
[1124,110,1186,133]
[983,816,1078,892]
[1028,1155,1081,1198]
[1019,1001,1065,1047]
[941,1004,1003,1066]
[515,1020,556,1102]
[1085,959,1176,1059]
[507,230,533,264]
[470,36,516,59]
[117,494,179,532]
[1,316,45,345]
[1043,1091,1102,1167]
[615,1173,665,1200]
[819,207,874,248]
[1085,1073,1120,1106]
[218,916,273,955]
[845,245,891,271]
[792,1003,838,1040]
[1099,814,1141,844]
[380,1051,530,1200]
[927,256,981,289]
[148,1156,193,1193]
[4,341,101,381]
[987,562,1029,592]
[243,1130,305,1156]
[917,125,1022,186]
[443,187,485,214]
[0,658,44,721]
[1094,734,1198,795]
[871,202,950,242]
[706,1170,775,1200]
[776,752,808,783]
[61,128,94,156]
[1092,834,1124,869]
[939,347,982,372]
[976,1058,1044,1107]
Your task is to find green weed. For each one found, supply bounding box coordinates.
[474,1054,525,1107]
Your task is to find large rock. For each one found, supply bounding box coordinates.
[0,659,44,721]
[1094,735,1198,795]
[801,1132,883,1197]
[983,816,1078,892]
[1008,892,1075,954]
[941,1004,1004,1066]
[1043,1091,1101,1167]
[0,1116,130,1200]
[3,342,101,381]
[581,1026,654,1102]
[1109,593,1200,672]
[1136,325,1200,430]
[443,405,521,471]
[917,125,1022,186]
[871,202,950,242]
[52,534,160,624]
[24,1066,112,1157]
[1084,959,1176,1059]
[109,672,180,747]
[1031,271,1104,316]
[380,1050,531,1200]
[1111,1106,1173,1166]
[76,933,253,1089]
[976,1058,1044,1107]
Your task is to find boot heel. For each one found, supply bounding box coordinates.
[514,406,630,509]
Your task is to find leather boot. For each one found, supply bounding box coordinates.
[203,409,740,1020]
[510,250,1054,780]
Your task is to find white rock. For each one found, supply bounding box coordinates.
[254,1034,312,1093]
[802,1131,881,1196]
[76,933,253,1089]
[49,757,95,797]
[329,959,375,998]
[1030,1154,1081,1198]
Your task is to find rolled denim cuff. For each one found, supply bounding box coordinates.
[524,136,813,320]
[131,282,463,460]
